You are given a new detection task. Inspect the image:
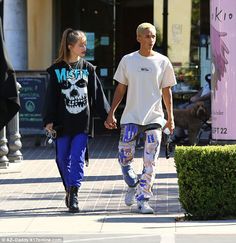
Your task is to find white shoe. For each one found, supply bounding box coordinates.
[137,200,154,214]
[125,187,136,206]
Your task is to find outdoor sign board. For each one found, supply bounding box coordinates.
[210,0,236,140]
[16,72,48,135]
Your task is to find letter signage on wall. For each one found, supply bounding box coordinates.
[210,0,236,140]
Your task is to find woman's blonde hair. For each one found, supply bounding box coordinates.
[136,23,156,36]
[55,28,86,63]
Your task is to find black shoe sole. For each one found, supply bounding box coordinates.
[68,207,80,213]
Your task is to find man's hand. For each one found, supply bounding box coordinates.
[165,119,175,135]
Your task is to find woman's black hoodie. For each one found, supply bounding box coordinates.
[43,59,110,137]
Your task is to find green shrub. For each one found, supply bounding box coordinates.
[174,145,236,220]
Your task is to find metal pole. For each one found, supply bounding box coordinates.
[112,0,116,84]
[162,0,168,56]
[0,0,3,24]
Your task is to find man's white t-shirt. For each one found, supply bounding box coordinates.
[114,51,176,126]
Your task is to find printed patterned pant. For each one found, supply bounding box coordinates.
[118,123,162,201]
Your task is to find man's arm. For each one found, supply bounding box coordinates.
[191,90,211,103]
[198,92,211,101]
[104,83,127,129]
[162,86,175,134]
[190,88,202,103]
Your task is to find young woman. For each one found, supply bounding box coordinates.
[43,28,110,212]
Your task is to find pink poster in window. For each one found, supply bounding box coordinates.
[210,0,236,140]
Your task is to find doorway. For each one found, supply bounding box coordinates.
[56,0,153,85]
[115,0,153,66]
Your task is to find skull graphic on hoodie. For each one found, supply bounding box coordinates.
[55,67,89,114]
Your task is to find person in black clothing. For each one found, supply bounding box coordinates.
[43,28,110,212]
[0,17,20,130]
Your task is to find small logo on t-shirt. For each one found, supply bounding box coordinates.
[138,66,152,72]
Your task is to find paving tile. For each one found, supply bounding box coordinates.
[0,134,184,235]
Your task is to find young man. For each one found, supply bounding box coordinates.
[104,23,176,214]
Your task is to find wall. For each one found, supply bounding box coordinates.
[154,0,192,65]
[27,0,53,70]
[3,0,27,70]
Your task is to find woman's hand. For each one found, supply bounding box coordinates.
[45,123,53,132]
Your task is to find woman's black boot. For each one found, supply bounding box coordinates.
[68,186,79,212]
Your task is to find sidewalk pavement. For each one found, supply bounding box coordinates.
[0,133,236,241]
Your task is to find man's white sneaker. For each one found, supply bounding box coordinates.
[125,187,136,206]
[137,200,154,214]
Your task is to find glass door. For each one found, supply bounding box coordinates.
[115,0,153,66]
[56,0,153,87]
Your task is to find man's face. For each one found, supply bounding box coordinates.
[137,28,156,50]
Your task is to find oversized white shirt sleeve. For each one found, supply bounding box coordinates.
[113,56,128,86]
[160,59,177,88]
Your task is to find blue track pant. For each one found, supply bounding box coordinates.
[56,133,88,190]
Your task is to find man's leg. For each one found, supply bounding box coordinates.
[136,128,162,213]
[118,124,139,206]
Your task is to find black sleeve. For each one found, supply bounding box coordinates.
[91,70,110,121]
[42,68,60,126]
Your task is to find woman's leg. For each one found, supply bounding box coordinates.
[63,133,88,212]
[56,135,72,190]
[69,133,88,187]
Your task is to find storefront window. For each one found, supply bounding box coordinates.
[173,0,201,91]
[190,0,200,65]
[56,0,204,92]
[57,0,153,87]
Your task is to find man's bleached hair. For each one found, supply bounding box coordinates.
[136,23,156,36]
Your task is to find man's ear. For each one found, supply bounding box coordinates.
[137,35,141,43]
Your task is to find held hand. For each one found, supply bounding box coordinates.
[45,123,53,132]
[104,113,117,130]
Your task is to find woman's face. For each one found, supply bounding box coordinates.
[69,38,87,58]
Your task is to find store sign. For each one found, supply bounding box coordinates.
[16,73,48,135]
[210,0,236,140]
